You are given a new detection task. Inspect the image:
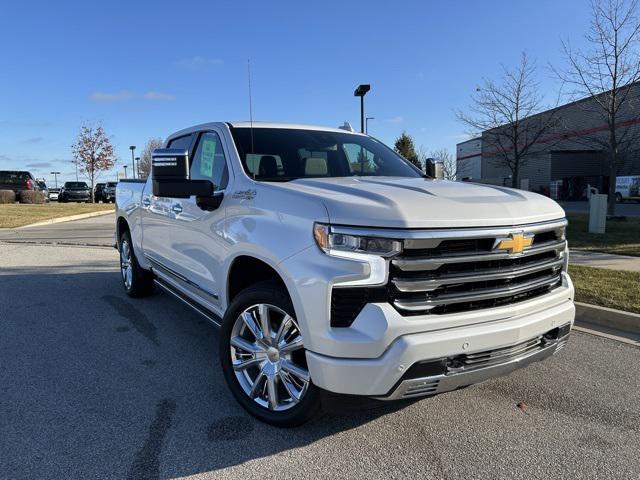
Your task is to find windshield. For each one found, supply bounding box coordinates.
[65,182,88,188]
[230,127,422,181]
[106,182,117,187]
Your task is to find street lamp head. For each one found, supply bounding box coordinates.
[135,156,140,161]
[129,145,136,151]
[354,84,370,97]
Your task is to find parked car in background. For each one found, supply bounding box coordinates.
[115,121,575,426]
[103,181,117,203]
[615,175,640,203]
[0,170,42,195]
[37,181,50,201]
[48,188,60,201]
[59,181,91,202]
[94,183,106,202]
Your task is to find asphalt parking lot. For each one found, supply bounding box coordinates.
[1,225,639,479]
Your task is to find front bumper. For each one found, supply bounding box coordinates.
[305,297,575,397]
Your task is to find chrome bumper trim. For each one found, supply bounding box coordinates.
[378,334,569,401]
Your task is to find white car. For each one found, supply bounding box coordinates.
[48,188,60,201]
[115,122,575,426]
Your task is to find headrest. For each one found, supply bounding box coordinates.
[258,155,278,177]
[304,157,328,176]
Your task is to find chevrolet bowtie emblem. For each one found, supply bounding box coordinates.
[494,232,534,254]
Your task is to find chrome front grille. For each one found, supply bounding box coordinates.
[389,219,567,315]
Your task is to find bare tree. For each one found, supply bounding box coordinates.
[428,148,457,180]
[457,52,559,188]
[555,0,640,215]
[139,137,164,179]
[71,123,116,202]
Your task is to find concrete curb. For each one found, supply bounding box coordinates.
[575,301,640,335]
[16,209,114,229]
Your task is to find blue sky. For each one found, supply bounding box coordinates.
[0,0,593,184]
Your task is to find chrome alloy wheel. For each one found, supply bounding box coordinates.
[230,303,310,411]
[120,239,133,290]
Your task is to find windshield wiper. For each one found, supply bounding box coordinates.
[256,176,298,182]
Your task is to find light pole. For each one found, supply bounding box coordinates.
[135,157,140,179]
[354,84,371,134]
[129,145,136,179]
[123,165,128,179]
[365,116,375,135]
[72,160,79,181]
[50,171,60,189]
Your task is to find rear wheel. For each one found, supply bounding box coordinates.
[119,230,154,297]
[220,283,320,427]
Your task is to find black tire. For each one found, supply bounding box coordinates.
[219,282,321,427]
[119,230,154,297]
[615,192,623,203]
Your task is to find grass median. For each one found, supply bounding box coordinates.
[566,214,640,256]
[0,203,114,228]
[569,264,640,314]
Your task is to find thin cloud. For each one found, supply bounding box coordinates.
[23,136,44,144]
[90,91,133,102]
[175,56,224,68]
[386,116,404,124]
[143,91,175,101]
[25,161,54,169]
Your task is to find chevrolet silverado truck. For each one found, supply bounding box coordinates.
[115,122,574,426]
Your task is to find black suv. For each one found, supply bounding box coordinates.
[94,183,106,202]
[0,170,42,194]
[59,181,91,202]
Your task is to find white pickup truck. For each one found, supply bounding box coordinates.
[115,121,574,426]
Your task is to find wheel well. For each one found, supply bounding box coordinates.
[227,256,288,304]
[116,217,129,242]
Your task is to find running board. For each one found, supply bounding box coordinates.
[154,278,222,328]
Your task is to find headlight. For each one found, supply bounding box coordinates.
[313,223,401,258]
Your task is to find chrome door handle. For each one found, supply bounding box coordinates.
[171,203,183,214]
[142,197,151,207]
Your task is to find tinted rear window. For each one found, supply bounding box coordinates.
[65,182,89,188]
[0,171,30,184]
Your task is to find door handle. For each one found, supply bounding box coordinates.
[142,197,151,207]
[171,203,183,214]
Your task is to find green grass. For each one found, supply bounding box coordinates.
[569,264,640,314]
[0,203,114,228]
[566,214,640,257]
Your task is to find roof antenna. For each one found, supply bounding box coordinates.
[247,59,255,152]
[247,59,256,179]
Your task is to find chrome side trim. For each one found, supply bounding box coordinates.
[392,240,566,272]
[392,257,564,292]
[154,278,222,327]
[145,254,219,300]
[393,273,562,312]
[379,333,569,401]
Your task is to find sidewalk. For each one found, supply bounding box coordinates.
[570,249,640,272]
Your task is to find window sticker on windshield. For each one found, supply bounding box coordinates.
[200,137,217,178]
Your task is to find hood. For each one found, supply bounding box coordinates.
[272,177,565,228]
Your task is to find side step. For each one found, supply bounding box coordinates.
[154,278,222,328]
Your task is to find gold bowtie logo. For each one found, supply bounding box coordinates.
[495,233,534,254]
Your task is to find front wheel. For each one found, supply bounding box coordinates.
[219,283,321,427]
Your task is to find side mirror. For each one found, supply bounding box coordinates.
[426,158,444,180]
[151,148,214,198]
